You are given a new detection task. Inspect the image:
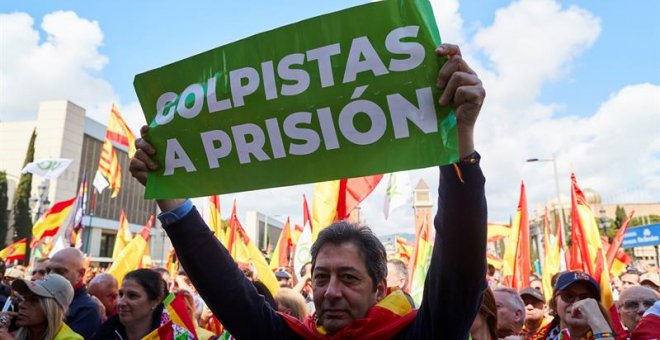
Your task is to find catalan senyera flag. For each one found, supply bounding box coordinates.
[108,219,152,287]
[542,209,562,302]
[408,214,434,306]
[30,197,76,248]
[226,201,279,295]
[392,236,413,264]
[98,138,122,198]
[0,239,27,263]
[143,292,198,340]
[312,175,383,240]
[502,181,530,290]
[569,173,625,336]
[106,104,137,157]
[270,217,292,269]
[112,210,133,260]
[208,195,225,242]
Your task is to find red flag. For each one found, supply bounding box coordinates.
[502,182,530,289]
[270,217,292,269]
[606,210,634,270]
[337,175,384,220]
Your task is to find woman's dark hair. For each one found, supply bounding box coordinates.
[480,287,499,340]
[124,269,168,302]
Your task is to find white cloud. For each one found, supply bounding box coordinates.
[0,11,116,125]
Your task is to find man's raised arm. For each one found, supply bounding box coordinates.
[402,43,487,339]
[130,128,295,339]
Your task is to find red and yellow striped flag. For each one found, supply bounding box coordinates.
[31,197,76,248]
[408,214,433,306]
[0,239,27,263]
[502,181,530,290]
[270,217,292,270]
[98,138,122,198]
[108,219,152,286]
[487,223,511,242]
[112,210,133,260]
[208,195,225,242]
[542,209,562,302]
[106,104,136,157]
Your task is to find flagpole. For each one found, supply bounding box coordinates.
[85,189,97,254]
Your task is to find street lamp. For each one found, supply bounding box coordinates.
[30,179,51,223]
[526,156,567,247]
[599,208,611,238]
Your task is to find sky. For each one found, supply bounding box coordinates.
[1,0,658,236]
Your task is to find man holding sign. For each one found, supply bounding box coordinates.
[130,40,486,338]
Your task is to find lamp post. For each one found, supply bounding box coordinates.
[599,208,611,238]
[30,179,51,223]
[526,156,567,247]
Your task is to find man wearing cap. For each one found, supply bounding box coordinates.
[639,272,659,293]
[617,285,659,335]
[275,270,292,288]
[47,248,101,338]
[519,287,549,339]
[3,274,82,338]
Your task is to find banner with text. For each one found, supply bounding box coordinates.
[134,0,457,199]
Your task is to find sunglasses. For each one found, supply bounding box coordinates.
[622,299,656,310]
[559,291,595,304]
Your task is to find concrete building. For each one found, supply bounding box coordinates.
[1,100,168,266]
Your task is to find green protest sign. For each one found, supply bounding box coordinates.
[134,0,457,199]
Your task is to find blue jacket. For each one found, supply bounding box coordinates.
[67,286,101,339]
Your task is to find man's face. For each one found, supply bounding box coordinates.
[47,255,83,286]
[386,263,405,289]
[494,291,522,337]
[620,273,640,293]
[618,286,659,331]
[312,242,385,335]
[89,283,119,315]
[522,295,545,322]
[31,261,48,281]
[530,280,543,294]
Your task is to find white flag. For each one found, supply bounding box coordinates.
[22,158,72,179]
[93,170,109,193]
[294,222,313,280]
[384,171,412,220]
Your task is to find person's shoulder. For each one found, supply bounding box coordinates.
[55,322,84,340]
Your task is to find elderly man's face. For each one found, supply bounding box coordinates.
[312,242,385,335]
[618,286,659,331]
[494,291,523,337]
[31,261,48,281]
[522,296,545,323]
[386,263,405,289]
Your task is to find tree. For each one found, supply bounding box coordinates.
[614,205,627,228]
[0,171,8,248]
[12,129,36,243]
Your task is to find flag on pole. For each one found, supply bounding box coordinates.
[569,173,625,335]
[0,239,27,263]
[105,104,137,157]
[487,223,511,242]
[383,172,411,220]
[21,158,72,179]
[97,138,122,197]
[294,196,314,279]
[270,217,292,270]
[408,214,433,306]
[63,172,88,248]
[606,210,634,272]
[392,236,413,264]
[208,195,225,242]
[167,249,178,278]
[108,220,153,287]
[487,254,504,270]
[226,202,279,295]
[112,211,133,260]
[312,175,383,240]
[30,197,76,248]
[502,182,530,289]
[541,209,562,302]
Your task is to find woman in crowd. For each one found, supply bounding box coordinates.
[0,274,81,339]
[274,288,308,322]
[92,269,167,339]
[470,287,499,340]
[535,271,616,339]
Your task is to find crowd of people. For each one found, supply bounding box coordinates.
[0,41,656,339]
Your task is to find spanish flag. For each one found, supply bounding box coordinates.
[112,210,133,260]
[31,197,76,248]
[0,239,27,263]
[270,217,292,269]
[208,195,225,242]
[143,292,198,339]
[502,181,530,289]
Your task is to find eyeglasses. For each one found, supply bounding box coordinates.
[622,299,656,310]
[559,291,594,304]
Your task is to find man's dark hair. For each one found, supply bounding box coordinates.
[622,269,641,277]
[487,264,496,277]
[387,259,409,283]
[311,221,387,290]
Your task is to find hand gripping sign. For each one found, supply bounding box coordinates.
[134,0,458,199]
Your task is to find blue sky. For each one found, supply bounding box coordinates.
[1,0,658,233]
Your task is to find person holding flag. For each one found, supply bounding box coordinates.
[130,43,487,339]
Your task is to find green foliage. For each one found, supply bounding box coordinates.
[0,171,8,248]
[631,215,660,227]
[615,205,627,228]
[12,130,36,243]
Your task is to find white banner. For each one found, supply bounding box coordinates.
[384,171,412,219]
[22,158,72,179]
[93,170,109,193]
